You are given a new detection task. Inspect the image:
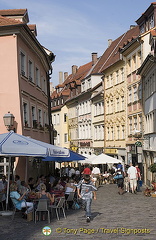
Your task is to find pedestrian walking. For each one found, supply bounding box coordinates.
[127,162,138,194]
[77,174,97,223]
[135,164,141,192]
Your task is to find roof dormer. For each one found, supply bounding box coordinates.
[136,2,156,34]
[0,9,29,23]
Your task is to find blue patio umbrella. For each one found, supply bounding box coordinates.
[0,131,70,210]
[42,150,86,177]
[42,150,86,162]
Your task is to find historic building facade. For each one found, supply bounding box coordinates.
[0,9,54,179]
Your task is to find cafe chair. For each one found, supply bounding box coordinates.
[49,197,66,220]
[34,199,50,223]
[10,198,27,221]
[65,192,75,210]
[0,193,4,211]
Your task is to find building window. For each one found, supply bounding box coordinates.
[64,113,67,122]
[117,126,120,140]
[87,79,91,89]
[121,96,124,111]
[116,98,119,112]
[110,74,113,86]
[28,60,33,82]
[149,14,154,29]
[35,67,40,87]
[134,116,137,130]
[127,59,131,74]
[106,76,109,88]
[122,125,125,139]
[43,78,47,94]
[111,127,114,140]
[107,101,109,114]
[56,114,60,125]
[139,115,142,133]
[138,84,142,100]
[128,88,132,103]
[82,82,85,92]
[121,68,124,82]
[116,71,119,84]
[129,118,132,135]
[31,106,37,128]
[133,85,137,102]
[20,52,26,76]
[132,55,136,71]
[64,133,68,143]
[23,102,29,126]
[107,127,110,140]
[140,24,145,34]
[57,134,60,145]
[38,109,42,126]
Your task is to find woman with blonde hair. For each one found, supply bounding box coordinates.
[10,182,33,216]
[37,183,54,203]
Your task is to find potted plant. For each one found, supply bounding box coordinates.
[149,163,156,173]
[148,163,156,190]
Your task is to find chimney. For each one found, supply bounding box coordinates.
[59,71,63,84]
[130,25,136,29]
[72,65,78,75]
[108,39,112,47]
[64,72,68,81]
[92,52,98,65]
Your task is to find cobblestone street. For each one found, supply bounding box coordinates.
[1,184,156,240]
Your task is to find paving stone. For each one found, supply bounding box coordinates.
[0,184,156,240]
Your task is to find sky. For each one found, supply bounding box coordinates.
[0,0,153,87]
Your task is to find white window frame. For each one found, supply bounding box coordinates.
[28,58,34,82]
[20,50,26,77]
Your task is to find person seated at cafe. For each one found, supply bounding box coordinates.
[65,179,76,208]
[15,175,21,192]
[36,183,54,203]
[19,181,31,198]
[28,177,36,191]
[35,175,46,191]
[10,182,33,216]
[0,181,6,208]
[52,178,64,191]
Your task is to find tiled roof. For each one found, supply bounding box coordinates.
[150,29,156,37]
[0,15,21,26]
[28,24,36,31]
[51,61,93,101]
[91,26,139,74]
[61,89,70,96]
[0,9,27,16]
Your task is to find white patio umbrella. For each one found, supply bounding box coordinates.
[79,154,96,164]
[90,153,121,165]
[0,131,69,211]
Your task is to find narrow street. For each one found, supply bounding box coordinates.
[1,184,156,240]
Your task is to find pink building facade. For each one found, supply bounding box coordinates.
[0,9,54,180]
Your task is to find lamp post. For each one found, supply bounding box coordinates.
[3,112,15,131]
[3,112,15,211]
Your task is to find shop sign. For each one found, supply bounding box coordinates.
[80,142,90,147]
[105,149,118,154]
[135,141,142,147]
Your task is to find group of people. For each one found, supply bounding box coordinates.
[0,161,142,222]
[114,162,141,195]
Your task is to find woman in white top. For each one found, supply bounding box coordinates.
[65,179,76,208]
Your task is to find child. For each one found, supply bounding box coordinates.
[77,174,97,222]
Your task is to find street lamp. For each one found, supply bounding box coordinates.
[3,112,15,131]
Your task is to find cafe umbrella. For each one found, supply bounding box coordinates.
[42,150,86,176]
[0,131,70,211]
